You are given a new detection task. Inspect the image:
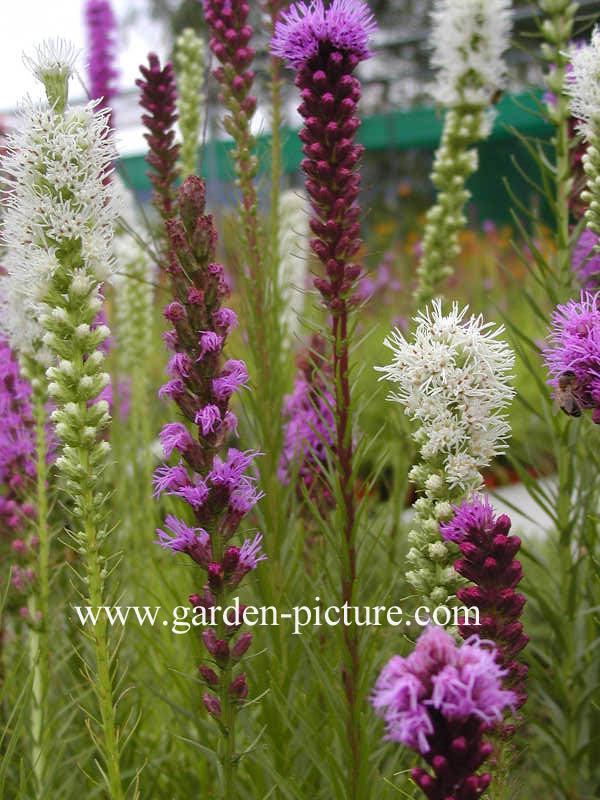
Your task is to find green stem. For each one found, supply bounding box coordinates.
[269,52,282,290]
[555,92,572,294]
[80,456,124,800]
[414,107,485,306]
[217,580,237,800]
[332,307,362,800]
[28,396,50,796]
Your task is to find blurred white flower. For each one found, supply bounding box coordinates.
[278,189,309,346]
[430,0,513,109]
[566,27,600,140]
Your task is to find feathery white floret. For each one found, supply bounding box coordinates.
[566,27,600,139]
[377,299,514,491]
[23,38,79,84]
[430,0,513,108]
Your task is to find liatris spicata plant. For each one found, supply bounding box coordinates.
[1,40,125,797]
[201,0,274,389]
[278,189,309,346]
[137,53,180,223]
[414,0,512,306]
[543,290,600,423]
[271,2,376,794]
[440,495,529,712]
[278,334,335,510]
[566,28,600,249]
[154,175,264,794]
[175,28,205,179]
[573,229,600,288]
[372,626,517,799]
[202,0,258,255]
[84,0,119,127]
[376,300,515,609]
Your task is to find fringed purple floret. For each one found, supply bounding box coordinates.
[156,514,212,565]
[372,627,516,799]
[271,0,377,69]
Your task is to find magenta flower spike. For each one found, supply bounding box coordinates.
[202,0,257,190]
[84,0,119,127]
[153,177,265,784]
[271,0,376,308]
[0,339,37,537]
[440,495,529,712]
[0,338,55,606]
[542,290,600,422]
[136,53,180,221]
[271,5,376,791]
[372,626,517,799]
[572,230,600,289]
[278,334,336,510]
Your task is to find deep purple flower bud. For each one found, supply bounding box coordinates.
[189,587,215,610]
[203,692,221,717]
[164,302,186,322]
[198,665,219,686]
[231,631,253,659]
[229,672,248,700]
[202,628,218,655]
[207,562,224,592]
[222,546,240,576]
[214,638,230,666]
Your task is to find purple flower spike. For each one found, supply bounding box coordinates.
[440,495,529,713]
[136,53,180,220]
[271,0,377,69]
[0,339,55,595]
[279,334,336,509]
[84,0,119,127]
[372,627,516,797]
[154,175,265,731]
[572,230,600,289]
[543,290,600,421]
